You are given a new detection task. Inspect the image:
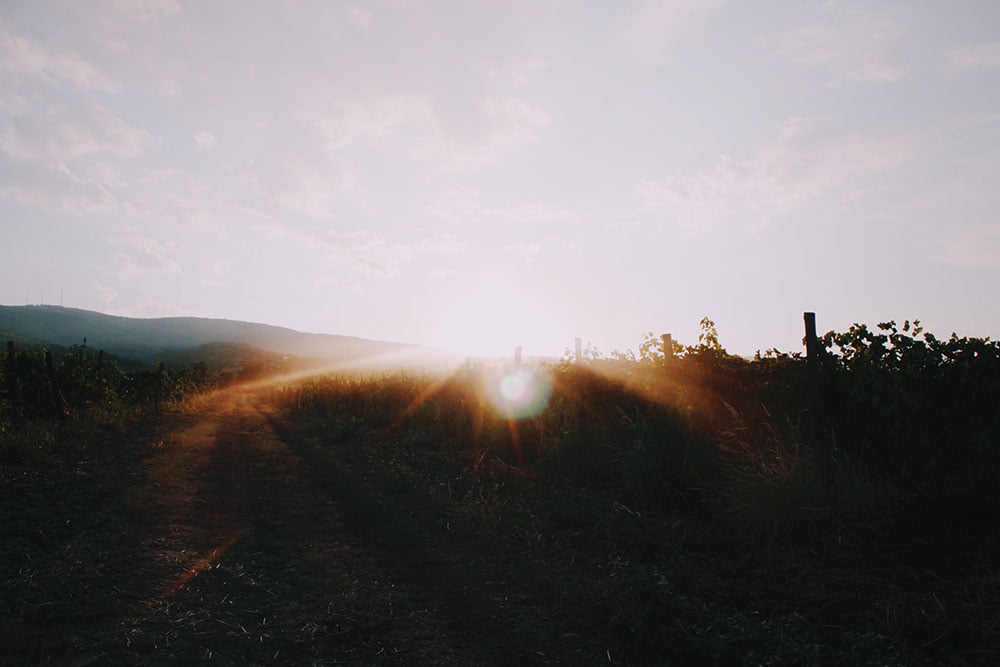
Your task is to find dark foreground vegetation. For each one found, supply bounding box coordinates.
[1,318,998,664]
[272,319,1000,664]
[0,336,308,468]
[0,343,221,467]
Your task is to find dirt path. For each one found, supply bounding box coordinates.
[2,387,609,666]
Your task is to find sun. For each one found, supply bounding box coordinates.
[422,267,568,358]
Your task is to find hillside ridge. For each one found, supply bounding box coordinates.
[0,305,436,365]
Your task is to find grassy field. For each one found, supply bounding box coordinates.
[2,321,999,664]
[267,322,1000,663]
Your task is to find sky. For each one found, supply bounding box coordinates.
[1,1,999,358]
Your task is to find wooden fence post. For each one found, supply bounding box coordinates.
[661,333,673,366]
[514,346,522,371]
[804,312,820,417]
[575,337,583,365]
[45,349,66,420]
[804,312,834,500]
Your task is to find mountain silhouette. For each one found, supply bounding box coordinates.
[0,305,444,367]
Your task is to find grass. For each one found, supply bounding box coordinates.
[265,356,1000,664]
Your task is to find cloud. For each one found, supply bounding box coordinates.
[310,94,432,150]
[765,7,904,83]
[258,223,468,280]
[486,203,572,224]
[0,18,118,92]
[428,267,456,279]
[0,160,118,215]
[940,224,1000,270]
[504,242,541,262]
[0,100,153,164]
[113,234,182,279]
[421,187,483,222]
[410,233,469,256]
[422,187,573,228]
[615,0,727,66]
[103,0,180,23]
[0,96,154,214]
[948,42,1000,72]
[637,117,909,233]
[120,175,270,237]
[345,4,372,29]
[103,284,188,319]
[243,117,356,218]
[411,95,550,170]
[193,130,217,150]
[87,276,118,307]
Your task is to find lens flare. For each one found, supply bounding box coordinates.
[487,368,551,419]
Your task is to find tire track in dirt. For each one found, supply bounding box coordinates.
[259,399,608,665]
[4,387,609,665]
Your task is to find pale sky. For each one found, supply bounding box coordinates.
[2,1,999,357]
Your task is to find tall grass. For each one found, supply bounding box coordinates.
[273,319,1000,545]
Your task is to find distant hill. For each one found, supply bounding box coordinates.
[0,305,448,367]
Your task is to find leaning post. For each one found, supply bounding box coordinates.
[804,312,833,499]
[574,337,583,365]
[804,312,820,417]
[660,333,673,366]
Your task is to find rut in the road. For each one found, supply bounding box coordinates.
[119,389,607,666]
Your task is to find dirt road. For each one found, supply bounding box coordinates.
[2,387,609,666]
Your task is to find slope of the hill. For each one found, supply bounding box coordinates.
[0,305,443,366]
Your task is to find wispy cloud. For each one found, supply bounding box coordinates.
[87,276,118,308]
[427,267,456,280]
[637,117,909,233]
[486,203,571,224]
[615,0,727,66]
[257,223,469,280]
[422,187,573,227]
[0,18,118,92]
[0,100,153,164]
[103,284,188,319]
[344,4,372,29]
[113,234,182,279]
[765,7,904,83]
[411,95,550,171]
[103,0,180,23]
[193,130,217,150]
[243,117,356,218]
[940,224,1000,270]
[948,42,1000,72]
[504,242,541,262]
[120,175,269,237]
[0,160,118,215]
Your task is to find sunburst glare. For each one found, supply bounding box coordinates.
[485,368,552,419]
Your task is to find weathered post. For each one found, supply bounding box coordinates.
[514,346,522,371]
[45,349,66,420]
[661,333,673,366]
[804,312,833,501]
[804,312,820,417]
[575,337,583,365]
